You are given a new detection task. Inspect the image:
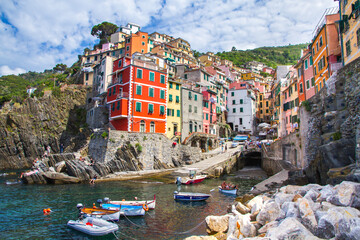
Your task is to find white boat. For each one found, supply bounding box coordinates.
[218,186,237,195]
[101,203,146,216]
[81,207,121,221]
[176,168,207,185]
[108,195,156,210]
[67,217,118,236]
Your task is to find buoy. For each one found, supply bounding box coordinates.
[122,199,125,201]
[43,208,51,214]
[93,203,96,209]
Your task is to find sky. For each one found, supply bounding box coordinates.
[0,0,339,76]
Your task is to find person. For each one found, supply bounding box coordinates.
[172,142,177,148]
[89,158,95,166]
[79,156,84,161]
[60,144,64,154]
[47,145,51,155]
[90,175,97,184]
[221,143,224,152]
[221,181,227,189]
[225,144,227,152]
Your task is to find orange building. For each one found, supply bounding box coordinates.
[311,9,341,93]
[124,31,149,57]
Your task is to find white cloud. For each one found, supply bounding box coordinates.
[0,0,339,73]
[0,65,26,76]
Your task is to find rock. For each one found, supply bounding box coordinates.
[304,188,320,202]
[279,202,299,220]
[205,214,230,234]
[227,213,256,239]
[328,181,360,208]
[266,217,321,239]
[293,194,302,202]
[256,200,281,225]
[274,192,295,207]
[42,172,81,184]
[184,236,217,240]
[297,197,318,233]
[279,185,302,194]
[55,161,66,172]
[257,221,279,235]
[236,194,255,205]
[214,167,223,177]
[316,206,360,239]
[247,195,265,214]
[297,184,323,196]
[317,184,335,202]
[235,201,250,214]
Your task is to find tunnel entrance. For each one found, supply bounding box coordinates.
[243,151,262,167]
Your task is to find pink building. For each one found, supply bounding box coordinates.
[202,88,217,134]
[303,51,315,100]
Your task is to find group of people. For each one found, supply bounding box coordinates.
[221,181,237,190]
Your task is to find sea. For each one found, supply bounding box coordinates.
[0,170,260,240]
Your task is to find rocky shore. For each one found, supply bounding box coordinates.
[186,181,360,240]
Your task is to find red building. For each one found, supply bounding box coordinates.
[202,88,217,134]
[107,54,167,133]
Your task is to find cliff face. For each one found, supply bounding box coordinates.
[0,85,90,170]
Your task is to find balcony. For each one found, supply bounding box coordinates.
[116,92,129,99]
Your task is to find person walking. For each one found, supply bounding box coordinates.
[60,144,64,154]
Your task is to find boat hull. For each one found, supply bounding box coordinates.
[101,203,145,216]
[67,217,118,236]
[181,176,206,185]
[109,199,156,210]
[218,186,237,195]
[82,209,120,222]
[174,192,210,201]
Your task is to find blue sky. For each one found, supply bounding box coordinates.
[0,0,338,76]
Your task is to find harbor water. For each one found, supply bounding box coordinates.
[0,171,260,240]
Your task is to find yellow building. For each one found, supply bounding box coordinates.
[167,79,182,141]
[198,52,221,66]
[339,0,360,65]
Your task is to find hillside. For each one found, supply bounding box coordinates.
[216,43,308,69]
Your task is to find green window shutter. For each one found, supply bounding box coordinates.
[136,85,142,95]
[160,105,165,115]
[311,77,315,86]
[240,108,243,112]
[113,87,116,95]
[149,88,154,97]
[117,101,120,110]
[176,84,179,90]
[240,99,243,104]
[194,94,197,101]
[170,82,173,88]
[109,88,112,96]
[169,94,173,101]
[206,114,208,120]
[177,110,180,117]
[231,92,234,96]
[167,108,171,115]
[136,102,141,112]
[160,75,165,84]
[148,104,154,113]
[305,60,308,69]
[233,108,236,113]
[112,103,115,111]
[149,72,155,81]
[137,69,143,79]
[176,96,180,103]
[160,90,165,99]
[232,100,235,104]
[172,109,174,116]
[189,92,192,99]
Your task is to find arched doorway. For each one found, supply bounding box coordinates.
[150,121,155,133]
[140,120,145,132]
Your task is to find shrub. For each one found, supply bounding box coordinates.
[332,132,342,141]
[101,131,108,138]
[143,136,147,141]
[135,143,142,152]
[302,100,311,112]
[109,138,115,143]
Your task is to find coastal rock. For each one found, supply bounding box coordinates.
[297,197,318,233]
[247,195,267,214]
[317,184,335,202]
[55,161,66,172]
[42,171,81,184]
[316,206,360,239]
[297,184,323,196]
[235,201,250,214]
[328,181,360,208]
[184,236,217,240]
[274,192,295,207]
[266,217,320,239]
[256,200,280,225]
[279,185,302,194]
[304,188,320,202]
[279,202,299,220]
[205,214,230,234]
[236,194,255,205]
[227,213,256,239]
[257,221,279,235]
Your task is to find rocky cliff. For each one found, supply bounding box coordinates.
[0,85,91,170]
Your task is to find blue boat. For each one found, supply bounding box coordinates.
[218,186,237,195]
[101,203,145,216]
[173,191,211,201]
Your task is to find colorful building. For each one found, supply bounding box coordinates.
[124,31,149,57]
[202,88,217,135]
[338,0,360,65]
[107,54,168,133]
[167,79,182,140]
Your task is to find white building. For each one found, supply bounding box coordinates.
[118,23,140,35]
[92,56,114,95]
[227,82,257,134]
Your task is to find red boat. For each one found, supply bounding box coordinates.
[176,168,207,185]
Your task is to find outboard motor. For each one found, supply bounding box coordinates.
[76,203,84,210]
[97,199,103,204]
[103,197,110,203]
[76,203,85,219]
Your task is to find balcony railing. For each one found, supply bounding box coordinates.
[116,92,129,99]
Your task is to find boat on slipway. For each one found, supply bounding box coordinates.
[173,191,211,202]
[67,217,118,236]
[107,195,156,210]
[101,203,146,216]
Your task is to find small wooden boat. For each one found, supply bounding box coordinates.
[81,207,121,221]
[67,217,118,236]
[174,191,211,201]
[108,195,156,210]
[218,186,237,195]
[101,203,146,216]
[176,168,207,185]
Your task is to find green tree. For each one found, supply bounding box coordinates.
[53,63,67,73]
[231,46,237,51]
[91,22,118,45]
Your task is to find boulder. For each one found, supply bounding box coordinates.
[235,201,250,214]
[42,171,81,184]
[316,206,360,239]
[296,184,323,196]
[279,202,300,220]
[328,181,360,208]
[317,184,335,202]
[304,188,320,202]
[236,194,255,205]
[279,185,302,194]
[184,236,217,240]
[205,214,230,234]
[274,192,295,207]
[297,197,318,233]
[257,221,279,235]
[55,161,66,172]
[227,213,256,239]
[256,200,281,225]
[266,217,321,239]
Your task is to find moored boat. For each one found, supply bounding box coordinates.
[218,186,237,195]
[107,195,156,210]
[101,203,146,216]
[81,207,121,222]
[67,217,119,236]
[176,168,207,185]
[173,191,211,201]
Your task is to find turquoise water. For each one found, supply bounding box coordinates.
[0,172,259,240]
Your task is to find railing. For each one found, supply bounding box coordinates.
[116,92,129,99]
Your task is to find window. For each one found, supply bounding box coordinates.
[346,40,351,56]
[357,28,360,48]
[239,118,243,125]
[311,77,315,87]
[169,82,173,88]
[184,74,187,79]
[136,102,141,112]
[86,73,89,81]
[113,87,116,95]
[112,103,115,111]
[149,87,154,97]
[140,120,145,132]
[206,113,208,120]
[149,72,155,81]
[295,83,297,92]
[306,80,310,89]
[142,42,145,46]
[108,88,112,96]
[160,75,165,84]
[260,95,262,101]
[189,105,192,112]
[305,59,308,69]
[150,122,155,133]
[176,84,180,90]
[169,94,173,102]
[148,104,154,113]
[126,46,130,51]
[240,108,243,112]
[309,56,313,66]
[299,83,303,93]
[160,105,165,115]
[188,92,192,99]
[266,101,268,107]
[137,69,143,79]
[316,42,319,52]
[136,85,142,95]
[240,99,243,104]
[194,94,197,101]
[176,96,180,103]
[194,106,197,113]
[233,108,236,113]
[118,60,122,68]
[231,92,234,96]
[177,110,180,117]
[319,36,323,47]
[160,90,165,99]
[232,100,236,104]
